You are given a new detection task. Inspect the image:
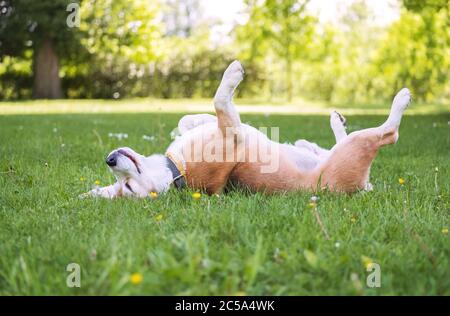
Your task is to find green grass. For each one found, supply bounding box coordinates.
[0,107,449,295]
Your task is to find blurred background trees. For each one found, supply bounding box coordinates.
[0,0,83,98]
[236,0,315,102]
[0,0,448,104]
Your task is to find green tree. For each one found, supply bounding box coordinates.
[371,1,449,101]
[237,0,315,101]
[80,0,161,64]
[0,0,83,98]
[328,0,385,104]
[0,0,161,99]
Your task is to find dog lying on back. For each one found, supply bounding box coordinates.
[84,61,411,198]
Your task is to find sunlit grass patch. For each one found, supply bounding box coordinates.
[0,98,449,116]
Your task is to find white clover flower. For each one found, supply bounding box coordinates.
[170,128,181,140]
[142,135,156,142]
[108,132,128,140]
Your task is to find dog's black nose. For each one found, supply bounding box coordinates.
[106,153,117,167]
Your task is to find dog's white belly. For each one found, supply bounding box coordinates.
[167,122,322,171]
[280,144,324,171]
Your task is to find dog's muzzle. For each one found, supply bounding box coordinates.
[106,152,118,167]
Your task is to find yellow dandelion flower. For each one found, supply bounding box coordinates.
[361,255,374,269]
[350,217,357,223]
[130,273,143,285]
[442,228,448,235]
[192,192,201,199]
[94,180,101,185]
[154,214,163,222]
[398,178,405,185]
[149,192,158,199]
[80,177,86,182]
[304,249,318,268]
[308,202,316,208]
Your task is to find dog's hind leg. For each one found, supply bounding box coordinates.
[316,88,411,192]
[379,88,411,141]
[213,60,244,132]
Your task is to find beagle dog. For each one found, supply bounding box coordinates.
[85,61,411,198]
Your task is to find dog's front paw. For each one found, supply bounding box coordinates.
[78,192,92,199]
[79,188,101,199]
[222,60,244,88]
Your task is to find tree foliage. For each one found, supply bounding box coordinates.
[0,0,84,98]
[370,7,449,102]
[236,0,315,101]
[0,0,448,103]
[0,0,80,56]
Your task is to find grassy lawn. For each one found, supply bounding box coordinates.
[0,101,449,295]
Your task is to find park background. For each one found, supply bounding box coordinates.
[0,0,449,295]
[0,0,449,105]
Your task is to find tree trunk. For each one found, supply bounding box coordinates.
[33,38,63,99]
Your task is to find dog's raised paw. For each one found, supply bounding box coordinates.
[222,60,244,88]
[330,110,347,129]
[392,88,411,110]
